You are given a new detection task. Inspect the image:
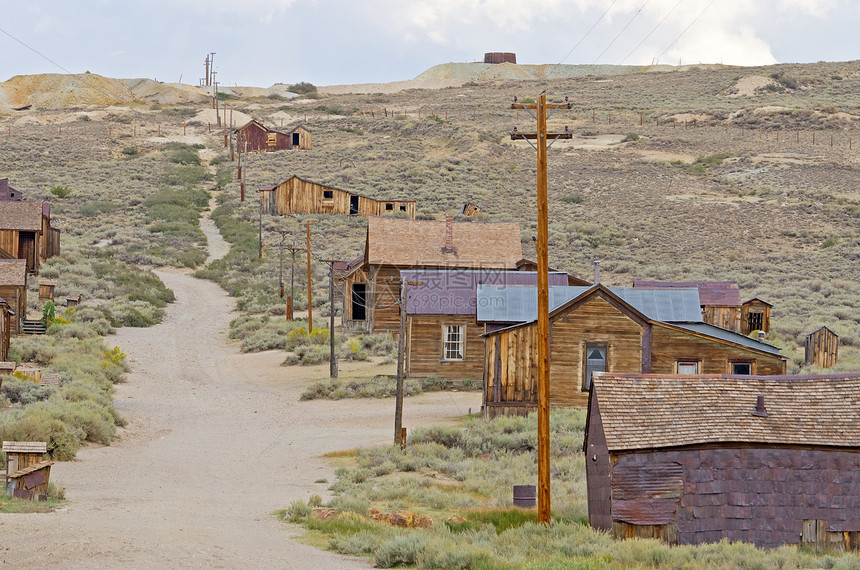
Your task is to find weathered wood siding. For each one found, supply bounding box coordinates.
[42,226,60,260]
[407,314,483,380]
[290,127,312,150]
[237,122,289,152]
[651,324,786,375]
[584,394,612,531]
[741,299,771,334]
[806,327,839,368]
[368,265,401,336]
[262,177,415,218]
[607,446,860,549]
[0,285,26,335]
[702,305,740,333]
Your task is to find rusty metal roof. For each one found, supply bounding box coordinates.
[633,280,741,306]
[0,202,44,231]
[3,441,47,453]
[590,373,860,451]
[366,217,522,268]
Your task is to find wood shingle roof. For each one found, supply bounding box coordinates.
[366,217,522,268]
[0,259,27,286]
[590,373,860,452]
[0,202,44,231]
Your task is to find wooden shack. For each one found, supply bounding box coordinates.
[400,269,569,380]
[634,280,742,332]
[481,284,787,417]
[741,297,771,335]
[0,179,22,201]
[235,120,311,152]
[3,441,53,501]
[39,279,57,301]
[806,325,839,368]
[461,202,482,217]
[66,292,82,307]
[584,373,860,550]
[288,125,312,150]
[347,216,523,336]
[260,176,416,218]
[0,259,27,335]
[0,202,60,274]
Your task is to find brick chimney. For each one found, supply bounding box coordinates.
[441,214,457,254]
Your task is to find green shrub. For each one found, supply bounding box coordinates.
[288,81,318,95]
[50,185,71,198]
[79,201,116,217]
[121,146,139,156]
[167,148,201,166]
[1,378,56,405]
[374,533,427,568]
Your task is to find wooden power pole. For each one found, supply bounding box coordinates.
[305,220,318,332]
[510,93,571,525]
[282,243,305,321]
[394,279,422,444]
[321,260,340,379]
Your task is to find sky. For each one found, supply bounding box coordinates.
[1,0,859,87]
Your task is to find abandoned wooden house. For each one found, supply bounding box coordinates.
[584,373,860,550]
[259,176,416,218]
[461,202,482,217]
[480,284,787,417]
[399,269,570,380]
[0,259,27,335]
[235,120,312,152]
[344,216,523,336]
[39,279,57,301]
[633,280,771,335]
[3,441,54,501]
[0,202,60,274]
[806,325,839,368]
[0,179,22,201]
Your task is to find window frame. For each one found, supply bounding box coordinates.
[582,342,608,391]
[675,360,701,374]
[728,359,755,375]
[322,189,334,200]
[441,324,465,362]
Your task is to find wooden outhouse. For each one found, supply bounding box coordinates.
[288,125,312,150]
[741,297,772,335]
[347,216,522,337]
[400,269,569,380]
[0,179,22,201]
[0,202,60,274]
[806,325,839,368]
[260,176,416,218]
[39,279,57,301]
[481,284,787,417]
[584,373,860,550]
[66,292,82,307]
[3,441,54,501]
[0,259,27,335]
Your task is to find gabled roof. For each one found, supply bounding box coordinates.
[402,270,569,315]
[0,259,27,286]
[634,280,740,307]
[235,119,288,136]
[477,284,702,324]
[808,325,838,337]
[588,373,860,451]
[260,176,416,205]
[743,297,773,307]
[366,217,522,268]
[0,202,45,231]
[288,124,311,133]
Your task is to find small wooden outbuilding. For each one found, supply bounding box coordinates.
[288,125,312,150]
[39,279,57,301]
[0,179,22,201]
[0,202,60,274]
[66,292,82,307]
[3,441,54,501]
[260,176,416,218]
[0,259,27,335]
[584,373,860,550]
[235,120,311,152]
[741,297,772,335]
[634,280,742,332]
[806,325,839,368]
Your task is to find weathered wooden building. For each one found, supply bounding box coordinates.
[235,120,312,152]
[0,202,60,274]
[584,373,860,550]
[0,259,27,335]
[0,179,22,201]
[481,284,787,417]
[741,297,772,335]
[346,216,523,336]
[806,325,839,368]
[400,269,569,380]
[260,176,416,218]
[3,441,54,500]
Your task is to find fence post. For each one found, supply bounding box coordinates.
[831,134,833,147]
[796,130,799,143]
[184,122,186,135]
[673,118,676,129]
[609,112,611,125]
[640,113,643,126]
[741,124,744,136]
[813,132,815,145]
[134,125,137,137]
[109,125,112,137]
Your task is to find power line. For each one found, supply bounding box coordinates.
[619,0,683,65]
[557,0,619,65]
[593,0,652,64]
[656,0,717,64]
[0,25,72,74]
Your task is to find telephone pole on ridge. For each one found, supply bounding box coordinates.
[510,93,571,525]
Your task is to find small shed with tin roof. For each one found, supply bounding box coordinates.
[584,373,860,550]
[3,441,54,501]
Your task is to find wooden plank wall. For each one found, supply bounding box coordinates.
[741,300,771,334]
[702,305,740,333]
[292,128,312,150]
[0,230,19,262]
[0,285,25,335]
[269,178,415,218]
[806,328,839,368]
[368,265,401,336]
[406,314,484,380]
[43,226,60,260]
[651,325,786,375]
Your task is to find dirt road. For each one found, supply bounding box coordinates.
[0,268,480,567]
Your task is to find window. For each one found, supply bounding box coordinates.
[385,203,394,211]
[731,362,752,375]
[350,283,366,321]
[748,311,764,333]
[583,342,607,391]
[399,205,407,212]
[443,325,465,361]
[677,361,699,374]
[323,190,334,200]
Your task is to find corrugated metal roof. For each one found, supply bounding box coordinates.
[477,285,702,323]
[634,280,741,306]
[404,270,569,315]
[672,322,782,356]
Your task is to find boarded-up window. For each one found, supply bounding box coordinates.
[677,361,699,374]
[443,325,464,361]
[583,342,607,390]
[748,311,764,332]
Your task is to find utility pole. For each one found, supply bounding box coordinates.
[510,93,571,525]
[305,220,318,332]
[282,243,305,321]
[214,80,220,126]
[394,279,423,444]
[321,260,340,379]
